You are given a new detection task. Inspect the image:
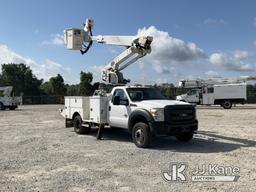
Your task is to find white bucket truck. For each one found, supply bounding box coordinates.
[61,19,198,147]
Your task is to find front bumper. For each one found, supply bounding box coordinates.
[150,120,198,136]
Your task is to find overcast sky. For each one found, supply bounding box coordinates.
[0,0,256,84]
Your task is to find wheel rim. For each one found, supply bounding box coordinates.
[74,119,81,130]
[135,128,145,145]
[224,101,231,108]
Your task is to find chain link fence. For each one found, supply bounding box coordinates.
[23,95,64,104]
[21,88,256,105]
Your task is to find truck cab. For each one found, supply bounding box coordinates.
[62,86,198,148]
[0,86,20,110]
[176,89,201,104]
[109,87,198,148]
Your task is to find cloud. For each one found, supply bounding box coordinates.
[0,44,76,83]
[209,52,254,72]
[205,70,221,78]
[137,26,206,74]
[0,45,36,72]
[42,34,65,45]
[203,18,225,25]
[234,50,250,60]
[89,65,105,82]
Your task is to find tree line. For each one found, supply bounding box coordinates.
[1,63,256,102]
[0,63,101,97]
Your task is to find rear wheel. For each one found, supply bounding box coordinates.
[176,132,194,142]
[222,100,232,109]
[73,115,91,134]
[132,122,151,148]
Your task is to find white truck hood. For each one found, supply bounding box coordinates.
[134,100,191,110]
[176,94,187,100]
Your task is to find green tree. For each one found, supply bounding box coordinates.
[79,71,93,96]
[0,63,43,95]
[41,81,53,95]
[49,74,66,95]
[66,84,79,96]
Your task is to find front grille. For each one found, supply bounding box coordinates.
[164,105,195,124]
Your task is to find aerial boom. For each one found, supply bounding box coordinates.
[64,19,153,85]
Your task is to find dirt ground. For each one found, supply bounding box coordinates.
[0,104,255,192]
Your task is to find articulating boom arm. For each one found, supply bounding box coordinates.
[64,19,153,85]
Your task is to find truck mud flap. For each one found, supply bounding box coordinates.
[65,119,73,128]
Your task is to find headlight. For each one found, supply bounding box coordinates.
[150,108,164,122]
[176,96,181,100]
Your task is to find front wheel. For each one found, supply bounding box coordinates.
[132,122,151,148]
[73,115,91,134]
[176,132,194,142]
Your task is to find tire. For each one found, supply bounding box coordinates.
[176,132,194,142]
[9,106,16,110]
[0,102,5,110]
[222,100,232,109]
[73,115,91,134]
[132,122,151,148]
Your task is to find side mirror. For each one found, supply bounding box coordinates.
[113,96,120,105]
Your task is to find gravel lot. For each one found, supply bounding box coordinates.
[0,104,256,192]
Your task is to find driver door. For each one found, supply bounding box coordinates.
[108,89,131,128]
[187,89,200,103]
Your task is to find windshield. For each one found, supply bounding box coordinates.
[187,89,198,95]
[126,88,167,101]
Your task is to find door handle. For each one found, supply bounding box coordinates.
[124,114,128,118]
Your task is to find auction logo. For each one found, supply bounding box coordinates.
[162,162,188,182]
[162,162,240,182]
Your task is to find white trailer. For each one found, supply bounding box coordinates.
[176,83,247,109]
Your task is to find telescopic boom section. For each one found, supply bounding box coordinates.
[64,19,153,85]
[101,36,153,84]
